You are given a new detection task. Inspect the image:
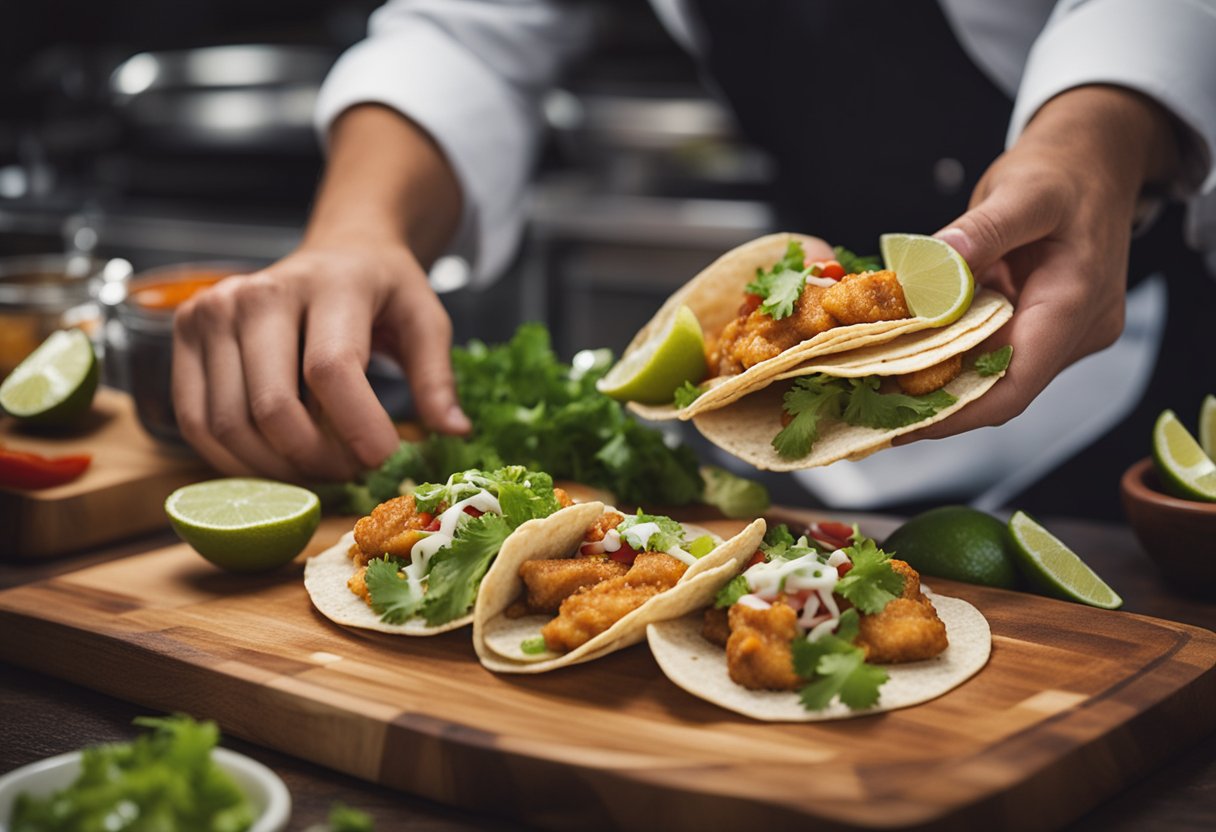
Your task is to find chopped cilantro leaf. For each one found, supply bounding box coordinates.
[421,514,512,625]
[763,523,796,550]
[790,616,888,711]
[746,241,811,320]
[833,246,882,275]
[975,345,1013,376]
[842,376,958,430]
[772,376,848,458]
[714,574,751,608]
[366,557,424,624]
[834,535,905,614]
[673,380,705,409]
[520,636,549,655]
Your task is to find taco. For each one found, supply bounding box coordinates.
[614,232,1006,421]
[646,523,991,721]
[304,466,583,635]
[690,310,1014,472]
[473,507,766,673]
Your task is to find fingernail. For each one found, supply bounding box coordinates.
[935,227,972,261]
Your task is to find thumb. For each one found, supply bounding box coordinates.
[935,184,1061,279]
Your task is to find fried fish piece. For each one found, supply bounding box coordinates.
[789,283,840,341]
[516,557,629,615]
[540,552,686,652]
[895,353,963,396]
[352,494,435,565]
[702,607,731,647]
[821,270,910,325]
[855,559,948,663]
[725,601,802,691]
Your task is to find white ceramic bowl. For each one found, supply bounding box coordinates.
[0,746,291,831]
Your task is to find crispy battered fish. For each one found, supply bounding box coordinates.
[895,353,963,396]
[352,494,434,565]
[514,558,629,616]
[541,552,686,652]
[821,270,910,325]
[855,558,948,663]
[713,285,840,374]
[725,601,802,691]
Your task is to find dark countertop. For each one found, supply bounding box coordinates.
[2,518,1213,832]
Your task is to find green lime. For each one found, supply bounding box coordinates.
[597,305,708,405]
[882,505,1018,588]
[1200,395,1216,461]
[1151,409,1216,502]
[880,233,975,326]
[0,329,98,426]
[1008,511,1122,609]
[165,478,321,573]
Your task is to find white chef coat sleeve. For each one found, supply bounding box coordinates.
[1007,0,1216,266]
[314,0,593,286]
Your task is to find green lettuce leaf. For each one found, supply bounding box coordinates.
[975,345,1013,376]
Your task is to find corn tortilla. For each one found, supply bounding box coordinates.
[473,516,766,673]
[646,593,991,721]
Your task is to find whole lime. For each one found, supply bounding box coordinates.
[165,478,321,573]
[883,505,1019,589]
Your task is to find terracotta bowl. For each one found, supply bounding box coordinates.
[1120,457,1216,594]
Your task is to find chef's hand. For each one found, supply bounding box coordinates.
[900,85,1182,442]
[172,105,468,481]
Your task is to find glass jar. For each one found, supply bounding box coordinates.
[0,254,108,380]
[105,262,260,443]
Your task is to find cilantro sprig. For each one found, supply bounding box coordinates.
[745,241,812,320]
[673,380,705,409]
[792,609,889,710]
[773,374,958,458]
[833,246,882,275]
[975,345,1013,376]
[834,532,905,614]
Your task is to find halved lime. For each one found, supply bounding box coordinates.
[1152,409,1216,502]
[165,478,321,573]
[880,233,975,326]
[882,505,1019,589]
[1199,395,1216,461]
[1008,511,1122,609]
[597,304,708,405]
[0,329,98,425]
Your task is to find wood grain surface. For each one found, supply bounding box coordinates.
[0,515,1212,831]
[0,388,209,559]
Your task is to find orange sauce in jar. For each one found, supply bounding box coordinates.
[129,272,231,311]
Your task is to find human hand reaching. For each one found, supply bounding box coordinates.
[901,86,1181,441]
[171,104,467,481]
[173,242,469,482]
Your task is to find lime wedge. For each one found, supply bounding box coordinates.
[1152,409,1216,501]
[0,329,98,425]
[1008,511,1122,609]
[165,478,321,572]
[597,305,708,405]
[880,233,975,326]
[1200,395,1216,461]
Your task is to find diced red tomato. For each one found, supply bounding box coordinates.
[463,506,484,518]
[739,293,763,315]
[837,561,853,577]
[819,261,846,280]
[424,517,441,532]
[424,505,483,532]
[817,521,855,542]
[747,550,766,568]
[609,542,638,566]
[0,446,91,490]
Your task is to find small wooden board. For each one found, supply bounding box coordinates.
[0,388,209,558]
[0,515,1213,831]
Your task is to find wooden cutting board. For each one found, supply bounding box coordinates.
[0,388,210,559]
[0,515,1213,831]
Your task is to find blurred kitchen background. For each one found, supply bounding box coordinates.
[0,0,1165,514]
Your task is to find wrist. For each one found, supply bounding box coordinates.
[1020,85,1181,199]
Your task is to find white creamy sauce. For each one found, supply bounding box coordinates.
[741,548,851,642]
[805,275,837,288]
[580,527,622,555]
[619,521,697,565]
[407,490,504,588]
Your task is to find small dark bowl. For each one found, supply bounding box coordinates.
[1120,457,1216,594]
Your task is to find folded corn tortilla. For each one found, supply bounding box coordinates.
[473,514,767,673]
[303,503,603,636]
[623,233,1001,422]
[646,593,991,721]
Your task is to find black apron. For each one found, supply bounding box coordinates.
[692,0,1215,520]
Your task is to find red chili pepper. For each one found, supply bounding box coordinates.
[0,446,92,490]
[609,542,638,565]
